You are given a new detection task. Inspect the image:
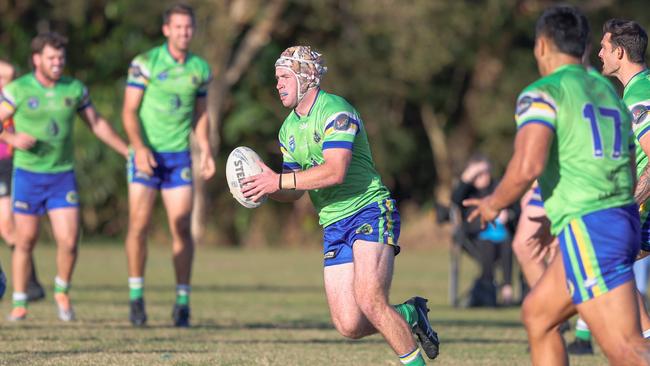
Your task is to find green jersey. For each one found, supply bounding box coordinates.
[515,64,634,234]
[0,73,91,173]
[278,90,391,227]
[624,68,650,238]
[127,44,212,152]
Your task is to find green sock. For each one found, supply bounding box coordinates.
[399,348,426,365]
[394,303,418,327]
[575,318,591,341]
[12,292,27,308]
[54,276,69,294]
[129,277,144,300]
[176,284,190,306]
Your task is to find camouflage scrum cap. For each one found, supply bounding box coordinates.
[275,46,327,102]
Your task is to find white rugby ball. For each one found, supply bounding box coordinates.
[226,146,267,208]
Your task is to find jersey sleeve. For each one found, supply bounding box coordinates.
[514,89,558,132]
[77,84,92,112]
[197,64,213,98]
[322,111,361,150]
[629,101,650,142]
[279,128,300,172]
[0,81,19,113]
[126,54,151,90]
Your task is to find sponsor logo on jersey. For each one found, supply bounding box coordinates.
[170,94,181,110]
[64,97,73,107]
[289,135,296,152]
[180,167,192,182]
[28,97,39,109]
[14,201,29,210]
[324,250,338,259]
[129,64,143,78]
[158,71,169,81]
[48,119,60,136]
[299,123,308,130]
[334,114,351,131]
[356,223,373,235]
[516,95,533,116]
[66,191,79,204]
[631,104,649,126]
[313,131,321,143]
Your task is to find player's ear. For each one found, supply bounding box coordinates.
[616,45,625,61]
[162,23,170,37]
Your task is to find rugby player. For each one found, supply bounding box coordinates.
[0,32,128,321]
[241,46,439,365]
[0,59,45,302]
[464,6,650,364]
[122,4,215,327]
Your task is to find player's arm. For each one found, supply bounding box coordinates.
[79,104,128,158]
[192,96,215,180]
[0,94,34,149]
[464,123,553,227]
[634,134,650,204]
[122,86,157,175]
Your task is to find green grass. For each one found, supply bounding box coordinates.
[0,243,605,365]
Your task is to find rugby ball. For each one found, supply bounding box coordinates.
[226,146,267,208]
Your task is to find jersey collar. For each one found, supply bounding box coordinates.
[292,89,322,119]
[163,43,189,65]
[551,63,584,75]
[624,68,649,95]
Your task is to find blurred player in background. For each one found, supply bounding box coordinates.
[0,59,45,302]
[465,6,650,364]
[0,32,128,321]
[241,46,439,366]
[122,4,215,327]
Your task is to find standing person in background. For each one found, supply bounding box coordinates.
[122,4,215,327]
[451,154,514,307]
[0,59,45,302]
[0,32,128,321]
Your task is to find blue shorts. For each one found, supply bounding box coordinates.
[559,204,639,304]
[323,199,401,267]
[528,186,544,207]
[127,150,192,190]
[12,168,79,216]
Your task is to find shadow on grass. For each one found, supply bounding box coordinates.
[432,318,521,328]
[72,284,323,294]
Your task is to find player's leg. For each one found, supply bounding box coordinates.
[9,212,40,320]
[512,201,550,287]
[521,253,576,366]
[47,207,79,321]
[125,182,157,326]
[160,185,193,327]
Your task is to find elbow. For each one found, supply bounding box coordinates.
[519,160,545,182]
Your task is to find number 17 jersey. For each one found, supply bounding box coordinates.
[514,64,634,235]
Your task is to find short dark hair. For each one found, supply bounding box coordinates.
[535,5,589,58]
[31,32,68,54]
[603,19,647,64]
[163,4,195,26]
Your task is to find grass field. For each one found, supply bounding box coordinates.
[0,242,607,365]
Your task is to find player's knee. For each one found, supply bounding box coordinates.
[57,237,78,253]
[333,318,365,339]
[170,214,191,238]
[521,295,546,337]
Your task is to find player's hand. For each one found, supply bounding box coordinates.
[11,133,36,150]
[241,160,278,203]
[199,150,216,180]
[637,249,650,261]
[134,146,157,176]
[525,215,555,263]
[463,196,499,228]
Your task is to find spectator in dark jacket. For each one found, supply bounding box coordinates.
[451,154,515,306]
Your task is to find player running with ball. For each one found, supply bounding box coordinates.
[241,46,439,366]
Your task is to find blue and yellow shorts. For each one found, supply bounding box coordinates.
[528,186,544,208]
[322,199,401,267]
[12,168,79,215]
[127,150,192,190]
[559,204,639,304]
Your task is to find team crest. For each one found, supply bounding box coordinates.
[356,223,373,235]
[516,95,533,116]
[289,135,296,152]
[28,97,39,109]
[334,114,351,131]
[157,71,169,81]
[313,131,321,143]
[66,191,79,204]
[631,104,649,126]
[180,167,192,182]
